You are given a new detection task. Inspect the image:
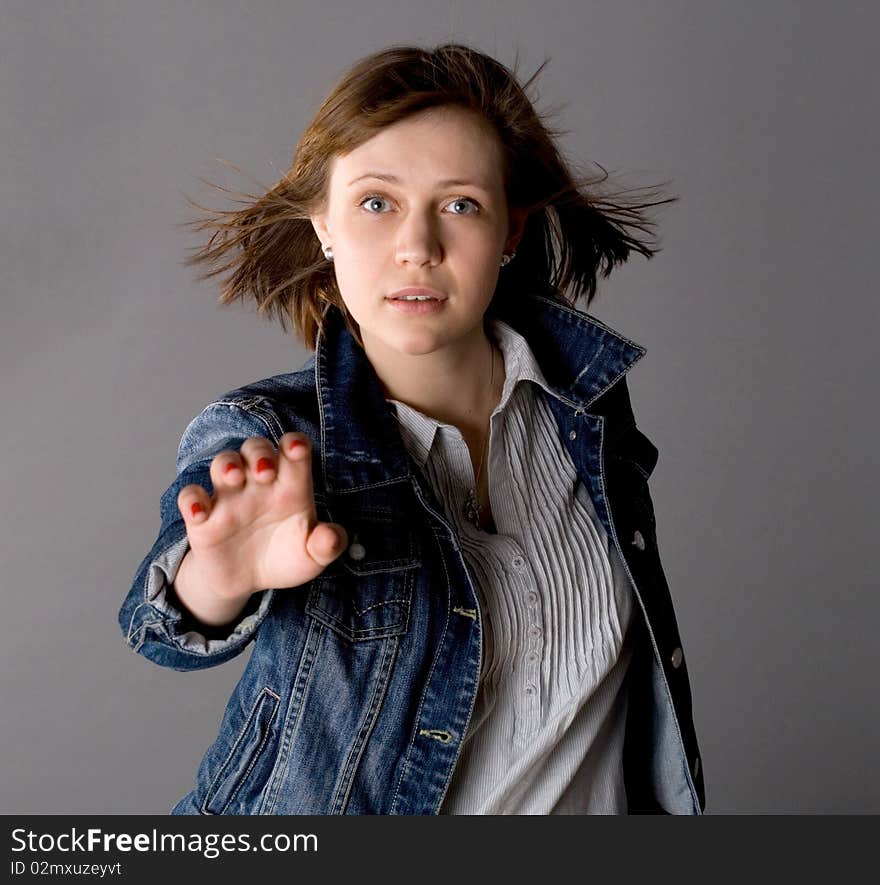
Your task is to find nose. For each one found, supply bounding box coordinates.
[394,210,442,268]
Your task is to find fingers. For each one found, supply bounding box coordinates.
[178,433,316,528]
[275,432,316,510]
[276,432,312,476]
[177,483,212,526]
[306,522,349,567]
[239,437,281,484]
[208,449,246,490]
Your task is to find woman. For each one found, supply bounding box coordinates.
[119,42,705,814]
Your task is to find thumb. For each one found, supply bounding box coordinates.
[305,522,349,568]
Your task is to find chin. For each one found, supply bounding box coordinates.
[384,327,447,357]
[395,337,445,357]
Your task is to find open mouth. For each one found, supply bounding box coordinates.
[386,287,448,302]
[385,289,448,314]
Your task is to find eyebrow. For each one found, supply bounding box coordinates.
[346,172,492,192]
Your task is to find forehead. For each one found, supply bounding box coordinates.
[330,106,505,189]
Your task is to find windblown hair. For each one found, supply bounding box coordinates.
[180,42,676,350]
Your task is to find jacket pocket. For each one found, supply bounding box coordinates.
[201,686,280,815]
[305,508,421,642]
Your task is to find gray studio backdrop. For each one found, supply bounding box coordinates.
[1,0,876,814]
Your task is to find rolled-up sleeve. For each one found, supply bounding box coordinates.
[118,399,283,671]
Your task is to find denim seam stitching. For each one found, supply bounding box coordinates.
[331,476,416,493]
[582,362,643,413]
[261,619,323,814]
[217,686,281,811]
[125,602,151,644]
[330,635,400,814]
[219,689,281,813]
[308,606,408,639]
[390,516,459,815]
[131,620,163,654]
[341,560,421,576]
[315,329,330,489]
[240,402,284,444]
[432,526,482,813]
[351,597,408,616]
[201,686,281,815]
[530,294,648,353]
[197,398,280,443]
[308,576,412,640]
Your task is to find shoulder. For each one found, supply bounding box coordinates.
[176,355,321,471]
[212,354,318,427]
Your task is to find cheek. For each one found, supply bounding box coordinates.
[332,254,381,320]
[450,226,502,262]
[333,218,378,264]
[457,239,503,287]
[335,219,386,271]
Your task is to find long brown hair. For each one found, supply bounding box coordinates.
[180,42,676,350]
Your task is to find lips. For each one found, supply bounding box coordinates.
[386,287,448,301]
[385,287,448,316]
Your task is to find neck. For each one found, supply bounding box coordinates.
[365,325,504,434]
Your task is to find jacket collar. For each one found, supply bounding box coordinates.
[314,295,646,492]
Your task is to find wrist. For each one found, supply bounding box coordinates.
[173,549,254,628]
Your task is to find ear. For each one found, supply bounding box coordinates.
[506,207,529,252]
[309,210,332,250]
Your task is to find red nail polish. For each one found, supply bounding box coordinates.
[191,503,204,517]
[256,457,273,473]
[288,440,304,452]
[224,462,239,474]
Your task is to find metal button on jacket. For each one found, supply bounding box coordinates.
[347,542,366,561]
[632,529,646,550]
[670,647,684,669]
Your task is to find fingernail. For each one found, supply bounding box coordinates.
[256,457,273,473]
[288,439,305,453]
[224,462,239,474]
[191,503,205,517]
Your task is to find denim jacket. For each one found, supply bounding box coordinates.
[119,294,706,815]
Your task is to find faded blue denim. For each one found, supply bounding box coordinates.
[119,294,706,815]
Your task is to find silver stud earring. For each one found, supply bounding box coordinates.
[322,245,334,261]
[500,251,516,267]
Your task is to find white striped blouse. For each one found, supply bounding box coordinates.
[386,317,636,814]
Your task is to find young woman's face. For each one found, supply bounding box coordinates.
[310,105,525,359]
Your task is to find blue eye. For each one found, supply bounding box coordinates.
[357,194,480,215]
[358,195,391,213]
[446,198,479,215]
